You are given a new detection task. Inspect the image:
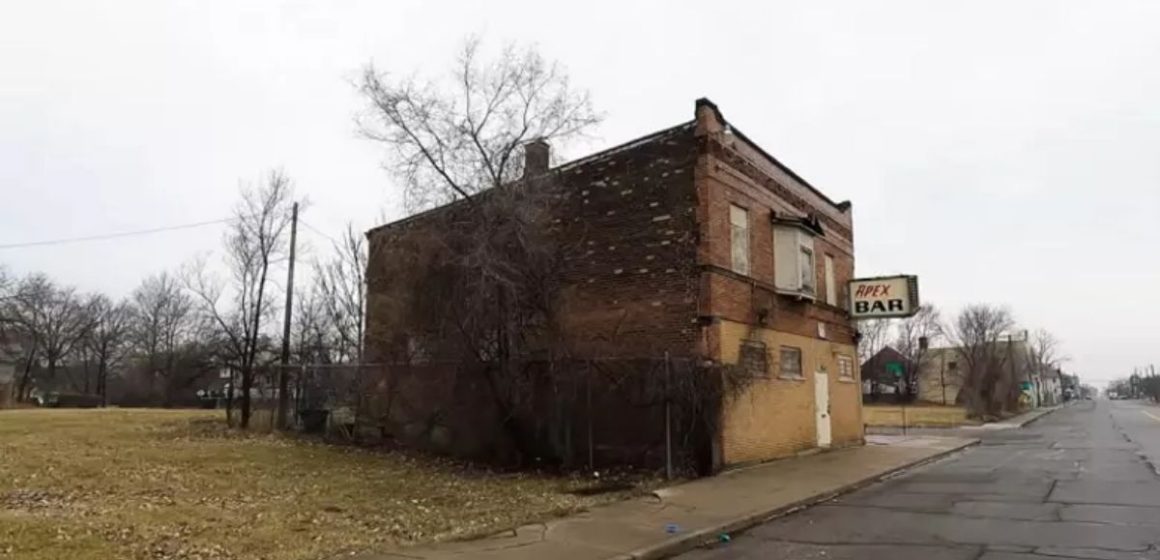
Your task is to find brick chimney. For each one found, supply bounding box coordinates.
[523,139,550,178]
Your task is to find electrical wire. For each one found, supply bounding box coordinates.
[0,218,234,250]
[299,220,340,246]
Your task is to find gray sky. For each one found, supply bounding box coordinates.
[3,1,1159,386]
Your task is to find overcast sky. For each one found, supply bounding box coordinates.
[3,1,1158,386]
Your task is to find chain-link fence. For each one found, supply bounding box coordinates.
[235,357,721,474]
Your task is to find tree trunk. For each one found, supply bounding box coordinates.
[16,351,35,402]
[96,355,108,406]
[225,367,236,427]
[240,364,253,429]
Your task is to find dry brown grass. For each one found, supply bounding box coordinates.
[0,409,646,560]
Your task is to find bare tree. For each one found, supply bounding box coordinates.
[129,272,195,405]
[855,318,893,398]
[1026,328,1066,405]
[2,274,96,399]
[947,304,1015,417]
[856,318,893,366]
[291,287,331,365]
[358,37,600,212]
[358,38,601,460]
[81,295,133,403]
[314,224,367,364]
[892,304,945,402]
[186,170,294,428]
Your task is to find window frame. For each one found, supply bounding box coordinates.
[836,354,855,381]
[729,204,750,276]
[773,224,817,298]
[799,245,815,295]
[824,254,837,306]
[778,345,804,380]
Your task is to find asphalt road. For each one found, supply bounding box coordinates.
[679,400,1160,560]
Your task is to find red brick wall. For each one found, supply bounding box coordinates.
[694,137,856,348]
[554,124,702,357]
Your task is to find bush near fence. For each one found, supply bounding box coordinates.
[255,358,722,475]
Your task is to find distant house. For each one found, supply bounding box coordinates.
[860,346,910,400]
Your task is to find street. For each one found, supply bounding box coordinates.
[680,400,1160,560]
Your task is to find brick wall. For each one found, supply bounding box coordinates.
[363,99,862,469]
[693,100,862,465]
[365,123,702,360]
[553,123,702,357]
[713,320,862,464]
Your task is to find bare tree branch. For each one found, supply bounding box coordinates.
[947,304,1016,417]
[357,37,601,213]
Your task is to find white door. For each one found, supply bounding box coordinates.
[815,372,832,447]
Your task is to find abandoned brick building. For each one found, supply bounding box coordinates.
[365,98,860,472]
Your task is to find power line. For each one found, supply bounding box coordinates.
[299,220,340,246]
[0,218,234,250]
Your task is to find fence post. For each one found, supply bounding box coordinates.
[586,360,594,471]
[664,352,673,480]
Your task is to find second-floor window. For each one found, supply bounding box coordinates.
[730,204,750,275]
[824,254,836,306]
[800,246,815,294]
[773,224,816,297]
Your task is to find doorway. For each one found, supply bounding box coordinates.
[815,371,832,447]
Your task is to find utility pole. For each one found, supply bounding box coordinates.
[276,201,299,430]
[940,348,948,406]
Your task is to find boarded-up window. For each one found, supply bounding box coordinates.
[729,204,749,275]
[779,346,803,379]
[738,340,768,377]
[824,254,837,305]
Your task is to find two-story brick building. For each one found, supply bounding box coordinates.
[365,98,860,471]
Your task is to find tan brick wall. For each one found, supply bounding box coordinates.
[713,320,862,465]
[916,348,965,405]
[864,405,971,427]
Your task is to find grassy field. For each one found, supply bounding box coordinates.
[0,409,644,560]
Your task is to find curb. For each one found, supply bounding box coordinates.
[625,438,980,559]
[1017,403,1069,428]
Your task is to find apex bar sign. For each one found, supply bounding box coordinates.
[848,275,919,319]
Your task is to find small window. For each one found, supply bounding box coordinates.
[729,204,750,275]
[824,254,837,305]
[947,361,958,371]
[779,346,803,379]
[738,340,769,377]
[837,355,854,380]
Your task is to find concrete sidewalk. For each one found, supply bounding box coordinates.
[976,403,1065,429]
[868,403,1068,437]
[362,436,976,560]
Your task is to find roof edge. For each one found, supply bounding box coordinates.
[695,97,850,214]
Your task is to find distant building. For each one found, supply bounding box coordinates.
[860,346,910,400]
[915,335,1058,408]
